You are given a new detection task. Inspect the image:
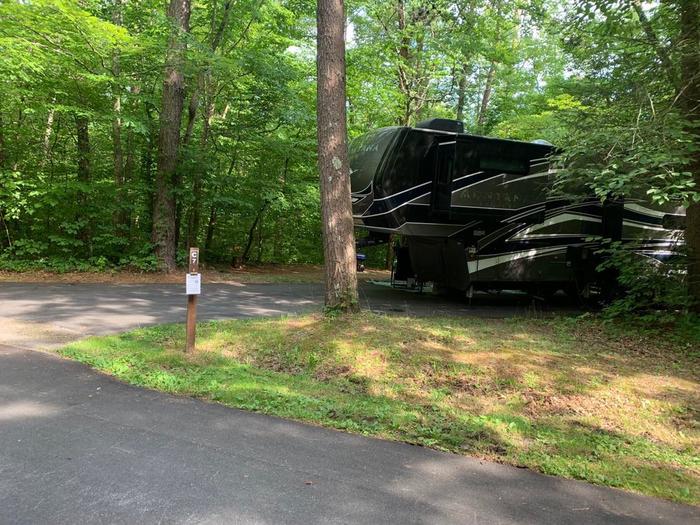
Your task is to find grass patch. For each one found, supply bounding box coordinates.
[58,313,700,505]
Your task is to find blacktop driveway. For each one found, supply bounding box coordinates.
[0,282,697,524]
[0,281,578,344]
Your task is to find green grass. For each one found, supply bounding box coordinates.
[58,313,700,505]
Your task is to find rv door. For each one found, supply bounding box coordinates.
[430,138,456,217]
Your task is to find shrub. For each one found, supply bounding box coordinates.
[597,241,690,320]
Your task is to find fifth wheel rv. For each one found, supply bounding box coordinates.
[349,118,685,298]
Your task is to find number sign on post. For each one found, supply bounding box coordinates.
[185,247,200,353]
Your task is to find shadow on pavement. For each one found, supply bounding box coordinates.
[0,346,695,525]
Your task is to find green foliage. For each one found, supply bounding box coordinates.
[596,242,690,319]
[0,0,321,269]
[0,0,695,312]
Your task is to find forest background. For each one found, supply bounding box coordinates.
[0,0,697,311]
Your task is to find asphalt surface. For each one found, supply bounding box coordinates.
[0,281,578,342]
[1,281,697,524]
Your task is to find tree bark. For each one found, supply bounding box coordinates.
[152,0,191,271]
[317,0,358,310]
[679,0,700,309]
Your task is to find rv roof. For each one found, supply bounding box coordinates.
[411,124,556,151]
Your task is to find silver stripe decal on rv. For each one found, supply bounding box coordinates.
[510,213,601,240]
[624,203,667,218]
[468,247,567,274]
[452,173,507,194]
[452,171,485,183]
[358,192,431,217]
[371,180,431,202]
[499,172,549,186]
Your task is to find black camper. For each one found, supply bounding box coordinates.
[350,118,685,297]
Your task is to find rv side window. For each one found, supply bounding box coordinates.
[377,130,433,196]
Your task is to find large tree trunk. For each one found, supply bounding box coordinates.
[317,0,358,311]
[75,114,92,254]
[152,0,191,271]
[679,0,700,309]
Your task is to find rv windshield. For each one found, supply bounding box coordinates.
[349,127,400,193]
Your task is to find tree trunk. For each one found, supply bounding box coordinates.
[385,234,395,270]
[152,0,191,271]
[272,158,289,261]
[75,114,92,254]
[476,61,495,131]
[396,0,412,125]
[0,110,5,168]
[143,106,158,237]
[111,0,128,235]
[112,94,123,188]
[184,4,232,250]
[41,105,55,164]
[317,0,358,311]
[679,0,700,309]
[186,87,215,248]
[455,63,469,122]
[242,202,268,263]
[0,110,9,248]
[632,0,678,90]
[204,204,217,256]
[255,220,265,264]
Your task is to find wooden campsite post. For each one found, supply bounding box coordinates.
[185,247,200,353]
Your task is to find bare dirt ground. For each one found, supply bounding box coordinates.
[0,264,390,285]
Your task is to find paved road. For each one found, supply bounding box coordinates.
[0,281,577,345]
[1,282,696,524]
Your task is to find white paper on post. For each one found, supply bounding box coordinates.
[186,273,201,295]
